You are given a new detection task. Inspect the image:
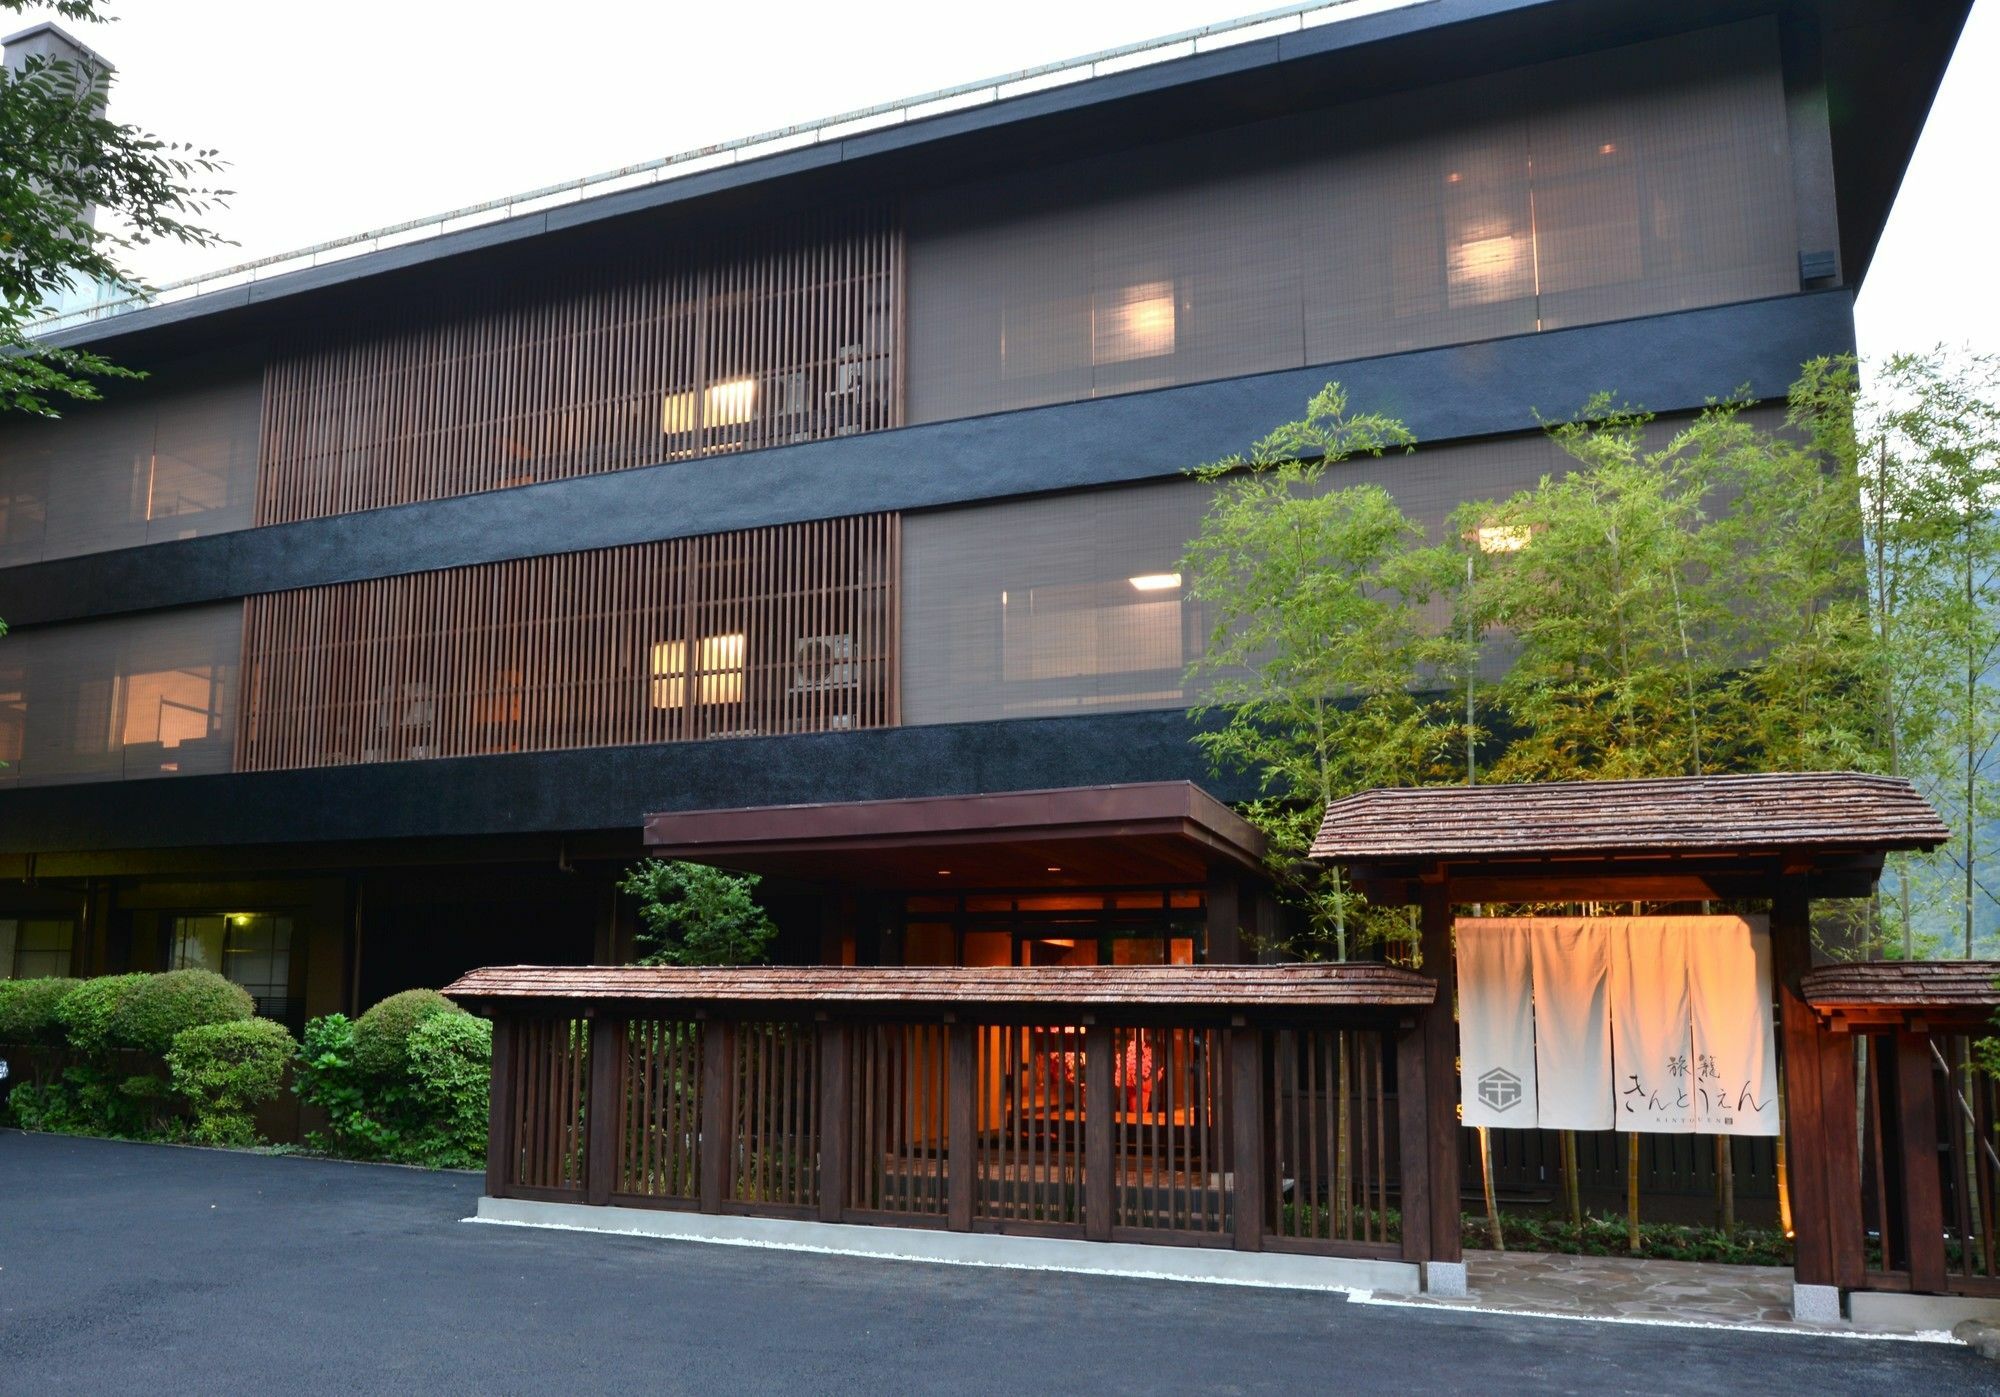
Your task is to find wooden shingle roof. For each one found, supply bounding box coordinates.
[1310,772,1949,865]
[1802,960,2000,1029]
[444,963,1435,1013]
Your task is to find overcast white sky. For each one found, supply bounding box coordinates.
[14,0,1997,363]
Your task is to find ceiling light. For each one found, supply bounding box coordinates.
[937,869,952,876]
[1129,573,1181,592]
[1046,866,1062,873]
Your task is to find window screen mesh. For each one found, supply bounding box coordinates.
[0,360,261,566]
[901,408,1774,726]
[0,603,242,786]
[906,20,1795,424]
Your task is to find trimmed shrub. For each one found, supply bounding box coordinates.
[167,1018,296,1147]
[54,974,150,1056]
[112,969,254,1056]
[293,1013,391,1158]
[0,976,81,1046]
[404,1011,492,1168]
[353,989,464,1078]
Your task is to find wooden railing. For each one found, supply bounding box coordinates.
[485,1006,1418,1260]
[1845,1029,2000,1298]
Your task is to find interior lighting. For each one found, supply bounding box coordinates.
[1129,573,1182,592]
[1093,282,1177,364]
[1475,524,1533,554]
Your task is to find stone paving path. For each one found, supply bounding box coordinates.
[1395,1250,1812,1330]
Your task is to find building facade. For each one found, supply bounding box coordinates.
[0,2,1967,1041]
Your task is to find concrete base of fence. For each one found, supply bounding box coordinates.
[470,1196,1425,1295]
[1846,1290,2000,1334]
[1423,1261,1468,1297]
[1791,1283,1841,1324]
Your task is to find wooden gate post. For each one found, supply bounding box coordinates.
[1774,872,1834,1287]
[1230,1022,1265,1251]
[1086,1022,1114,1242]
[1895,1027,1948,1293]
[817,1018,850,1223]
[484,1015,518,1199]
[1396,1011,1432,1265]
[585,1012,621,1206]
[700,1016,734,1213]
[948,1021,976,1232]
[1417,882,1462,1263]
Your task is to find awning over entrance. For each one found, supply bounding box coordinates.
[1309,771,1949,903]
[642,781,1266,889]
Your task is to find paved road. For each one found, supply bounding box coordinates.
[1,1131,1991,1395]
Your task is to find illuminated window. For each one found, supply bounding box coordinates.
[1091,282,1177,364]
[650,633,747,708]
[661,378,759,434]
[118,667,217,749]
[172,912,293,1016]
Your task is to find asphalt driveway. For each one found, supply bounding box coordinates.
[1,1130,1992,1395]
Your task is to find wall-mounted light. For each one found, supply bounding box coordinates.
[1092,282,1177,365]
[1128,573,1182,592]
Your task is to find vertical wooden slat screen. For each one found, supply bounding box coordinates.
[848,1022,951,1219]
[730,1020,820,1212]
[976,1024,1087,1230]
[1265,1027,1395,1249]
[616,1019,704,1203]
[256,206,904,525]
[509,1016,591,1197]
[234,513,898,771]
[1111,1026,1229,1240]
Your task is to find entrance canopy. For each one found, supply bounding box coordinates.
[643,781,1266,890]
[1309,771,1949,904]
[1802,960,2000,1032]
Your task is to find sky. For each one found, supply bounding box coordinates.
[12,0,1997,363]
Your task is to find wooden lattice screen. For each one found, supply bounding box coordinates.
[256,205,903,524]
[234,514,899,771]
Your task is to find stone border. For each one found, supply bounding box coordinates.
[468,1196,1423,1295]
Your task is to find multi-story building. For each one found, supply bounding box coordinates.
[0,2,1968,1036]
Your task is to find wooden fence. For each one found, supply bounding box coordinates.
[1847,1028,2000,1299]
[484,1006,1417,1260]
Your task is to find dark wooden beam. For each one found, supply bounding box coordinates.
[818,1020,850,1223]
[699,1018,733,1214]
[948,1022,975,1233]
[1086,1023,1115,1242]
[1230,1026,1265,1252]
[584,1016,621,1206]
[484,1017,518,1199]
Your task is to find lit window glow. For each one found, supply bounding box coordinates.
[650,633,746,708]
[661,378,759,434]
[1475,524,1533,554]
[1093,282,1177,364]
[1128,573,1182,592]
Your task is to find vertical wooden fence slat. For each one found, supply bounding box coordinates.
[1085,1022,1113,1242]
[700,1017,733,1215]
[586,1015,620,1206]
[1230,1025,1264,1253]
[948,1021,975,1232]
[819,1020,849,1223]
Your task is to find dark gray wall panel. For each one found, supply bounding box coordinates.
[0,709,1248,855]
[0,290,1856,629]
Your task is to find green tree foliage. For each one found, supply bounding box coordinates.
[165,1017,295,1147]
[619,859,779,966]
[1182,384,1467,957]
[1,0,228,414]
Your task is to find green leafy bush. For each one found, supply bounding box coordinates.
[0,976,81,1046]
[167,1018,295,1146]
[113,969,253,1055]
[403,1011,492,1168]
[8,1065,159,1138]
[53,973,150,1056]
[353,988,464,1077]
[294,1005,491,1168]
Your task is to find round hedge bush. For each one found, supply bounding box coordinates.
[353,988,466,1078]
[54,974,151,1055]
[0,976,82,1046]
[113,970,254,1056]
[166,1017,296,1147]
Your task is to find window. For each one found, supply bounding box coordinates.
[896,890,1204,966]
[650,633,747,709]
[172,913,293,1018]
[1,919,75,979]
